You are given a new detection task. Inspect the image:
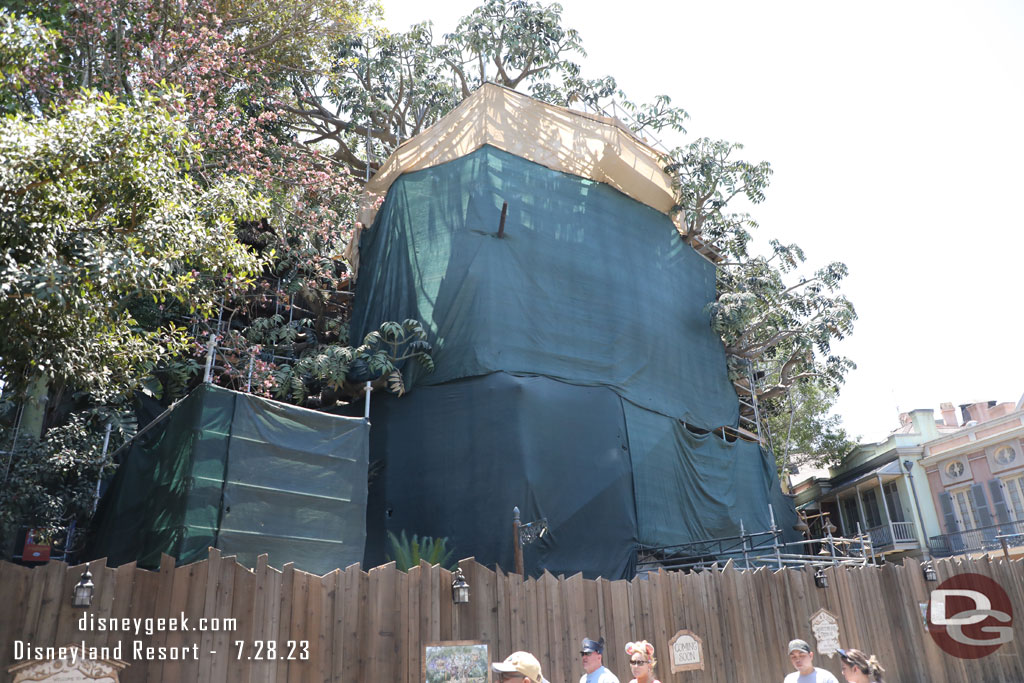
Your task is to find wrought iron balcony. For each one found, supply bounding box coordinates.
[928,519,1024,557]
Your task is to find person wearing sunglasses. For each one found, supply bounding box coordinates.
[784,639,838,683]
[491,651,548,683]
[623,640,660,683]
[836,648,886,683]
[580,637,619,683]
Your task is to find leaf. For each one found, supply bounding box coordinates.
[387,369,405,396]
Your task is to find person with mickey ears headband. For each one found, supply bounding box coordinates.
[491,651,549,683]
[623,640,660,683]
[836,648,886,683]
[784,639,839,683]
[580,637,619,683]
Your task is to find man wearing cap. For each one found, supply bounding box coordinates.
[784,639,839,683]
[580,637,619,683]
[492,651,548,683]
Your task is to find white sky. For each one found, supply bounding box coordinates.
[379,0,1024,443]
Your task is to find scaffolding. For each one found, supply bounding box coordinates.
[636,507,875,574]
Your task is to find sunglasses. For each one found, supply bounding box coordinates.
[580,651,597,657]
[630,660,648,666]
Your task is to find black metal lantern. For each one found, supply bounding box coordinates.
[451,568,470,605]
[72,569,94,608]
[922,562,938,582]
[814,567,829,589]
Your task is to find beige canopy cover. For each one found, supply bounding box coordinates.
[346,83,687,274]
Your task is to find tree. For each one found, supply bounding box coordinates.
[286,0,640,178]
[6,0,437,410]
[0,9,271,548]
[763,382,856,474]
[290,0,856,460]
[0,1,429,552]
[0,87,267,404]
[663,139,857,462]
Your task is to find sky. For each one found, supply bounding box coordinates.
[378,0,1024,443]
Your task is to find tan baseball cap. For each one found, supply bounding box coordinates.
[491,651,542,682]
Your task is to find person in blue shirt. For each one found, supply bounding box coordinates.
[579,637,619,683]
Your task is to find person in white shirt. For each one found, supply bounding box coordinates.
[579,637,619,683]
[783,639,839,683]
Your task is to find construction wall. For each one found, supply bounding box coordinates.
[2,551,1022,682]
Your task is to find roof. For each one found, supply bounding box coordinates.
[347,83,696,274]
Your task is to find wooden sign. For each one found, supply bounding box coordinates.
[668,629,704,672]
[423,641,489,683]
[7,645,128,683]
[810,608,840,658]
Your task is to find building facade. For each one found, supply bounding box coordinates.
[792,395,1024,560]
[920,399,1024,557]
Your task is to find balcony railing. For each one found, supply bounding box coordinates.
[865,520,918,550]
[928,519,1024,557]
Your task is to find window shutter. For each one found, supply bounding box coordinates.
[968,483,994,527]
[988,479,1011,525]
[938,492,958,534]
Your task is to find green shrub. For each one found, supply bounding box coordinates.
[385,530,456,571]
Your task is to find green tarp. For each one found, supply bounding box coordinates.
[88,385,369,574]
[352,147,798,578]
[351,145,738,429]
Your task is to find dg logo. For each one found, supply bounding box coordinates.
[927,573,1014,659]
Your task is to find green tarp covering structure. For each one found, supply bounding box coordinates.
[88,385,369,575]
[352,145,738,428]
[352,146,798,579]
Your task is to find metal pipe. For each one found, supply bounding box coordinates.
[1,402,25,485]
[497,202,508,238]
[363,381,372,420]
[903,460,930,558]
[512,506,524,575]
[769,504,782,570]
[90,422,113,514]
[246,354,255,393]
[740,519,750,570]
[203,333,216,383]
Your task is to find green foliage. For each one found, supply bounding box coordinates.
[763,382,857,470]
[662,138,857,430]
[294,0,630,176]
[270,319,433,404]
[0,9,56,111]
[0,405,135,548]
[385,530,456,572]
[0,87,267,402]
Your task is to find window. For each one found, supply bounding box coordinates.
[946,460,965,478]
[883,481,905,522]
[843,496,860,534]
[952,487,978,529]
[1005,475,1024,522]
[862,488,882,528]
[994,446,1017,466]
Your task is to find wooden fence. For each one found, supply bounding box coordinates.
[1,550,1022,682]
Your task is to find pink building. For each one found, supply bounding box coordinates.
[791,394,1024,561]
[921,398,1024,556]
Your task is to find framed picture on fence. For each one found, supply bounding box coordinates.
[423,640,489,683]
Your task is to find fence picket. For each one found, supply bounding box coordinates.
[1,552,1021,682]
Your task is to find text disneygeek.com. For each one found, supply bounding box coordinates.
[6,611,318,665]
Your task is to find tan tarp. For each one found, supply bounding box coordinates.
[346,83,687,274]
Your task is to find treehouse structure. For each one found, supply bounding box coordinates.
[349,83,798,579]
